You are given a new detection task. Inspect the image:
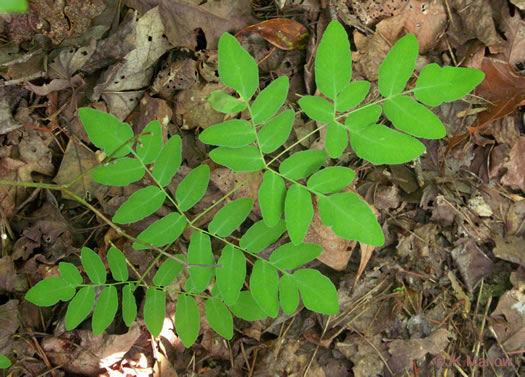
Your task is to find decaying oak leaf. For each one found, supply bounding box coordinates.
[236,18,309,50]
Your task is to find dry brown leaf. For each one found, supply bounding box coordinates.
[237,18,309,50]
[387,328,449,372]
[304,196,355,271]
[54,139,100,199]
[501,136,525,192]
[159,0,255,50]
[42,322,142,375]
[493,234,525,266]
[92,7,172,120]
[490,272,525,352]
[451,238,494,291]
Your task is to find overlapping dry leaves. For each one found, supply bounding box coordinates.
[0,0,524,376]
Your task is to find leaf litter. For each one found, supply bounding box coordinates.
[0,0,524,376]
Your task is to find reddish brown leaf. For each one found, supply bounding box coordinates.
[448,58,525,149]
[237,18,309,50]
[467,58,525,135]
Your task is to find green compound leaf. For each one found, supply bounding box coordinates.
[0,0,28,12]
[325,122,348,159]
[298,96,334,124]
[206,90,247,113]
[152,135,182,187]
[414,64,485,107]
[0,354,11,369]
[209,146,264,172]
[199,120,255,148]
[270,242,323,270]
[188,231,215,293]
[92,158,145,186]
[258,109,295,154]
[279,274,299,315]
[239,219,286,253]
[378,34,418,97]
[81,247,106,284]
[112,186,166,224]
[59,262,82,286]
[259,170,286,227]
[318,192,384,246]
[122,284,137,326]
[349,124,426,165]
[293,269,338,315]
[208,198,253,237]
[229,291,268,321]
[92,286,118,336]
[133,212,187,250]
[152,255,185,287]
[218,33,259,100]
[285,184,313,245]
[176,165,210,211]
[65,286,95,330]
[144,288,166,337]
[205,298,233,339]
[315,20,351,100]
[335,80,370,112]
[251,76,289,124]
[136,120,163,164]
[107,247,128,281]
[25,277,75,306]
[78,107,133,158]
[383,96,445,139]
[344,104,382,129]
[307,166,355,194]
[216,245,246,306]
[176,294,200,348]
[279,149,327,180]
[250,260,279,318]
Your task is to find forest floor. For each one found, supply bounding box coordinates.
[0,0,524,376]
